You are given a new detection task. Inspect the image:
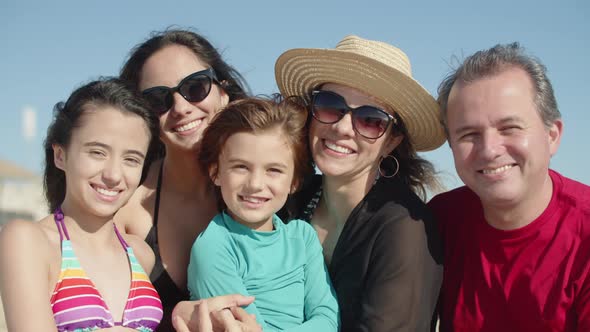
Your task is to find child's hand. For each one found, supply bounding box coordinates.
[211,307,261,332]
[172,299,212,332]
[171,295,257,332]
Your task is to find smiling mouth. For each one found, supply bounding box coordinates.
[479,164,516,175]
[239,195,269,204]
[324,140,354,154]
[174,119,203,132]
[91,185,120,197]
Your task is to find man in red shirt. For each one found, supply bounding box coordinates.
[429,43,590,331]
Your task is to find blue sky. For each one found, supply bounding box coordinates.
[1,0,588,188]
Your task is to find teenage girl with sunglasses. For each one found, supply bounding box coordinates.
[188,96,338,331]
[0,78,163,331]
[116,29,257,331]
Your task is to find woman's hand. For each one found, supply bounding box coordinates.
[171,295,261,332]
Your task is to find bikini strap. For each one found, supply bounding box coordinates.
[153,162,164,227]
[53,206,70,241]
[113,223,130,249]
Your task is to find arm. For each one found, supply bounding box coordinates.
[187,224,272,331]
[0,220,57,331]
[284,222,339,332]
[357,215,443,332]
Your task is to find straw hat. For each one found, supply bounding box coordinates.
[275,35,445,152]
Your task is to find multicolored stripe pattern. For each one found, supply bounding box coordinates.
[50,212,162,331]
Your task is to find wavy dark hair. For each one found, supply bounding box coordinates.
[43,78,159,212]
[120,28,248,102]
[120,29,249,158]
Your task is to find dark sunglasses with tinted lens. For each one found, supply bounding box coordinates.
[311,90,397,139]
[142,68,220,115]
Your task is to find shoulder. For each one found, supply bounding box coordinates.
[189,215,238,272]
[284,218,323,264]
[369,183,434,231]
[552,170,590,210]
[114,159,162,233]
[550,171,590,236]
[371,206,433,248]
[368,213,444,272]
[193,214,233,254]
[428,185,480,221]
[366,187,443,262]
[284,217,313,231]
[428,185,477,209]
[199,214,231,239]
[285,218,318,240]
[0,217,53,265]
[0,218,58,330]
[1,217,52,245]
[358,194,427,247]
[364,178,432,223]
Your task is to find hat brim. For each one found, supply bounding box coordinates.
[275,48,446,152]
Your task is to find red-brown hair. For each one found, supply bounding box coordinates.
[199,95,313,193]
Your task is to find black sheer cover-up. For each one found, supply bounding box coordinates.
[285,175,443,332]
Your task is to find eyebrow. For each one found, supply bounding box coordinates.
[452,125,479,137]
[83,141,146,159]
[452,116,524,136]
[227,158,288,169]
[266,162,289,169]
[496,116,525,125]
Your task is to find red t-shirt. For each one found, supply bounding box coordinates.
[429,170,590,331]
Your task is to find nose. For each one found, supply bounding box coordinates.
[102,158,122,186]
[479,130,504,161]
[169,92,193,116]
[332,112,355,137]
[245,170,264,192]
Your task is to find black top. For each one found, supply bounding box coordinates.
[145,164,190,332]
[289,175,443,332]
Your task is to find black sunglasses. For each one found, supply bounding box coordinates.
[142,68,220,115]
[311,90,397,139]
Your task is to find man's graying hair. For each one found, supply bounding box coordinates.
[437,42,561,135]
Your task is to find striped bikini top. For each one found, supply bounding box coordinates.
[50,208,163,332]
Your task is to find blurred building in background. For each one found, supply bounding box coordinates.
[0,159,46,225]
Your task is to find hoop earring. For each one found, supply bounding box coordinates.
[378,155,399,178]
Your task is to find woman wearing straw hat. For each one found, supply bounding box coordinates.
[274,35,445,331]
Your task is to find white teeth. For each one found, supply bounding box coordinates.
[241,196,266,203]
[325,141,353,154]
[175,119,202,132]
[482,165,514,174]
[95,187,118,196]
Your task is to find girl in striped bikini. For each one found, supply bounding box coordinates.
[0,78,163,331]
